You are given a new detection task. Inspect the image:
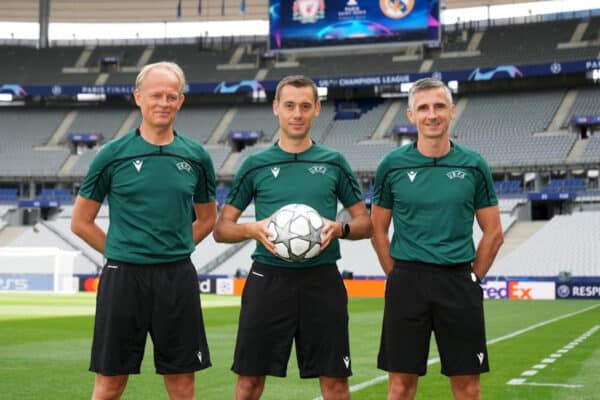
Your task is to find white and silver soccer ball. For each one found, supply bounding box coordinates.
[267,203,324,262]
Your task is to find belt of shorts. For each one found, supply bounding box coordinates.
[393,259,472,272]
[252,261,337,275]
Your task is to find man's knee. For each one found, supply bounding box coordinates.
[320,377,349,400]
[450,375,481,400]
[92,374,128,400]
[388,373,418,400]
[235,375,265,399]
[163,373,195,400]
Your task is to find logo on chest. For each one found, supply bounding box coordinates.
[446,170,467,180]
[407,171,417,183]
[133,160,143,172]
[308,165,327,175]
[176,161,192,173]
[271,167,280,178]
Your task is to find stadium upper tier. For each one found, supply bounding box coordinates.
[1,16,599,84]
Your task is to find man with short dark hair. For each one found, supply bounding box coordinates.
[371,77,504,400]
[214,75,373,400]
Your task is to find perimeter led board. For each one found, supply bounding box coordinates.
[269,0,440,51]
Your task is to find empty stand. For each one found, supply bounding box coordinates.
[491,211,600,277]
[0,108,71,176]
[562,87,600,128]
[452,90,577,167]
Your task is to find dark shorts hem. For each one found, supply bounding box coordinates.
[157,362,213,375]
[89,367,141,376]
[231,366,287,378]
[441,367,490,377]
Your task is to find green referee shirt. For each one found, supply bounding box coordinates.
[373,141,497,265]
[78,129,216,264]
[226,142,363,268]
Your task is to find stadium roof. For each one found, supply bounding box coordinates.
[0,0,585,23]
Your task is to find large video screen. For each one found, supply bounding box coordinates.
[269,0,440,51]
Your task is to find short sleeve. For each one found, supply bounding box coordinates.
[474,157,498,209]
[226,157,255,211]
[335,153,363,208]
[373,156,393,209]
[194,149,216,203]
[78,146,112,203]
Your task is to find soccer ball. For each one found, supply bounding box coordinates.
[267,203,324,262]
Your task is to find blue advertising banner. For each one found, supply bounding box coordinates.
[528,192,577,201]
[0,273,54,291]
[556,283,600,299]
[1,58,598,96]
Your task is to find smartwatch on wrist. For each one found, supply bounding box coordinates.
[341,222,350,239]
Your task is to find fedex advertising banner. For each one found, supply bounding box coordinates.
[481,280,556,300]
[482,281,509,299]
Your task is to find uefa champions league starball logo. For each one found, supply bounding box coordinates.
[293,0,325,24]
[379,0,414,19]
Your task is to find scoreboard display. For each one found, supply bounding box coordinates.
[269,0,440,51]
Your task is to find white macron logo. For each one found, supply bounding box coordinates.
[133,160,143,172]
[271,167,280,178]
[197,351,202,363]
[407,171,417,182]
[343,356,350,369]
[477,352,485,365]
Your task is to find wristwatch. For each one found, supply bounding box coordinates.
[341,222,350,239]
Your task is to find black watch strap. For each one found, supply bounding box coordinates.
[341,222,350,238]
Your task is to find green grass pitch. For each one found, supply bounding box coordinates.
[1,293,599,399]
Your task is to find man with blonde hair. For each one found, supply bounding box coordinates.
[72,61,216,399]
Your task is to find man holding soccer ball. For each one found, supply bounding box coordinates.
[214,75,372,400]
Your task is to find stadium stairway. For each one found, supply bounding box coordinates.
[548,88,576,131]
[495,220,546,261]
[371,100,402,140]
[219,152,242,176]
[207,107,236,145]
[58,154,80,177]
[48,110,78,146]
[114,110,140,139]
[0,226,30,246]
[566,138,587,163]
[571,21,588,42]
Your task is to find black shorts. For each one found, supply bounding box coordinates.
[378,260,489,377]
[232,262,351,379]
[90,258,211,375]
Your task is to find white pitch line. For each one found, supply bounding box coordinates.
[509,382,583,388]
[506,324,600,389]
[309,303,600,400]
